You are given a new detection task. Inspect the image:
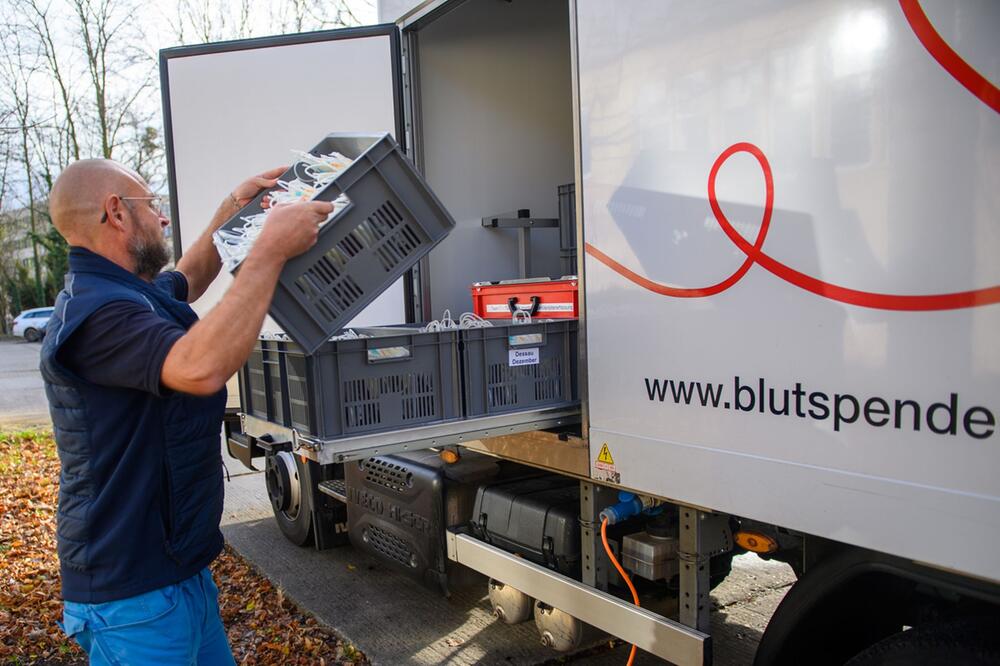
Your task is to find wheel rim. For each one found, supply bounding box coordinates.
[265,451,301,521]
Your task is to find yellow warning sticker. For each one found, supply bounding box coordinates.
[594,442,619,483]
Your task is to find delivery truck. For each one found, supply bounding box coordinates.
[159,1,1000,663]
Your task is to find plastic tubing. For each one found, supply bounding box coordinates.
[601,516,640,666]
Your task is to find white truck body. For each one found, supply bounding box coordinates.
[578,0,1000,583]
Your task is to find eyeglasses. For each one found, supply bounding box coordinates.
[100,195,164,223]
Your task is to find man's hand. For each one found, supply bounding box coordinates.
[230,166,287,209]
[163,200,334,396]
[176,165,290,303]
[253,201,334,262]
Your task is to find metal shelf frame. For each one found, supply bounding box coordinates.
[240,405,580,465]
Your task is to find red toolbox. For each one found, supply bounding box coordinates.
[471,277,579,319]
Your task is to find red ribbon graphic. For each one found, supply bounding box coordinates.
[586,143,1000,311]
[584,2,1000,312]
[899,0,1000,115]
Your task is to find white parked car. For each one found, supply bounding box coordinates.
[12,307,54,342]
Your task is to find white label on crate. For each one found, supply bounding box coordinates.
[509,348,540,367]
[486,302,574,313]
[367,346,411,362]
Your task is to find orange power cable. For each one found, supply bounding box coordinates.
[601,516,640,666]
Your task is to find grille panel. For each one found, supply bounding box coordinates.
[367,524,413,567]
[363,458,412,492]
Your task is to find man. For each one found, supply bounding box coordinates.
[40,158,333,664]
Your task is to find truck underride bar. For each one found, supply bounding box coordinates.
[446,530,710,665]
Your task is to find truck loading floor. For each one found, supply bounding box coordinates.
[221,461,796,665]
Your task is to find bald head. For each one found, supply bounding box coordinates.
[49,159,146,244]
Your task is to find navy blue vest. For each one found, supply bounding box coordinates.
[41,248,226,603]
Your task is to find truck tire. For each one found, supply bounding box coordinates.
[845,616,1000,666]
[265,450,314,546]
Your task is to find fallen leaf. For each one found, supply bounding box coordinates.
[1,430,370,666]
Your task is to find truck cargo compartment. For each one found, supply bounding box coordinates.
[238,319,579,445]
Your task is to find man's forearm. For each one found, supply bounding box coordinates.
[162,248,283,395]
[175,198,238,302]
[163,196,327,395]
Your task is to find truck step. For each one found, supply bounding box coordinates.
[318,479,348,503]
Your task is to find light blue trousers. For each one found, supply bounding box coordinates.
[61,567,235,665]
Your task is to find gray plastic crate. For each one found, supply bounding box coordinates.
[221,133,456,354]
[238,327,462,439]
[461,319,578,417]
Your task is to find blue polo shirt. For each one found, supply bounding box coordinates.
[57,272,188,393]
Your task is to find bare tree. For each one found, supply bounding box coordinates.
[0,25,47,307]
[165,0,253,44]
[31,92,71,181]
[0,108,18,330]
[0,107,15,211]
[69,0,154,159]
[122,112,163,186]
[164,0,371,45]
[270,0,372,34]
[21,0,82,161]
[0,0,160,314]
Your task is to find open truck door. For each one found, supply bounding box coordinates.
[161,24,413,544]
[160,25,410,328]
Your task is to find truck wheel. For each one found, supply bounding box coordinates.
[265,450,314,546]
[845,616,1000,666]
[24,328,40,342]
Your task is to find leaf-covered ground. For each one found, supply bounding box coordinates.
[0,429,368,665]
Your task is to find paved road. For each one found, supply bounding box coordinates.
[0,338,795,664]
[0,339,50,429]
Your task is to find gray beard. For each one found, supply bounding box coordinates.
[128,234,172,278]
